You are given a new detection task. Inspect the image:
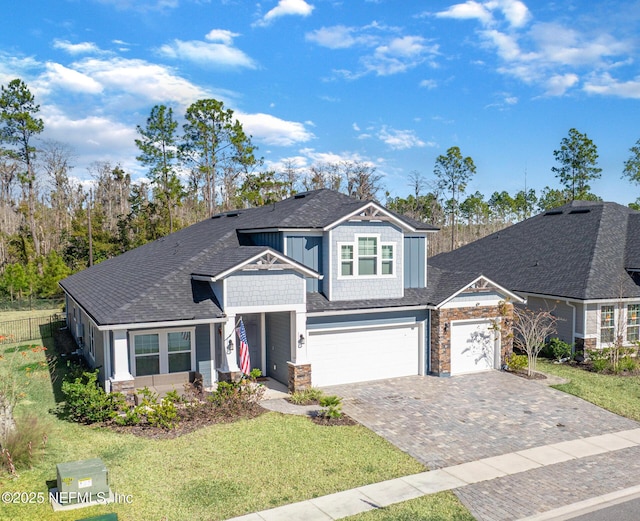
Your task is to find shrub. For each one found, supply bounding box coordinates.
[543,338,572,361]
[592,359,608,372]
[1,415,47,474]
[289,387,324,405]
[319,395,343,419]
[61,370,125,423]
[618,356,638,373]
[505,353,528,372]
[209,376,265,415]
[138,387,178,430]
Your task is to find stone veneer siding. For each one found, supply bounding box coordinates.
[287,362,311,392]
[430,303,514,376]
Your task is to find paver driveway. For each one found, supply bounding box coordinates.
[323,371,639,469]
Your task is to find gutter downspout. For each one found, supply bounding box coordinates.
[566,300,577,356]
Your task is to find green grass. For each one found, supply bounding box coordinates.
[0,335,426,521]
[538,359,640,421]
[0,308,62,322]
[344,492,475,521]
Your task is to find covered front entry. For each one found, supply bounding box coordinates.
[237,312,292,386]
[450,319,499,375]
[307,324,420,387]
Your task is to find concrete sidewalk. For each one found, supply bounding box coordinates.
[226,428,640,521]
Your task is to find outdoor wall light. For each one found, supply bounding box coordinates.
[297,334,305,349]
[226,339,234,353]
[444,323,449,333]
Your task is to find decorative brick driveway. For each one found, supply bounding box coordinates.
[323,371,639,469]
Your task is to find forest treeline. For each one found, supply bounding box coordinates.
[2,78,640,304]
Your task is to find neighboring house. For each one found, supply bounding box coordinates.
[430,200,640,352]
[59,189,521,395]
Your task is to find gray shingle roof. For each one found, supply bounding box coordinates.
[60,189,437,326]
[429,201,640,300]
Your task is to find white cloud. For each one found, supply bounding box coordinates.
[238,112,314,147]
[205,29,239,45]
[377,126,427,150]
[74,57,210,107]
[364,36,438,76]
[306,25,370,49]
[255,0,314,27]
[583,73,640,99]
[420,79,438,89]
[158,32,257,69]
[438,1,631,98]
[436,0,530,28]
[53,39,103,55]
[39,63,103,94]
[436,1,493,25]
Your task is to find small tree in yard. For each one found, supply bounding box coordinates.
[512,307,558,377]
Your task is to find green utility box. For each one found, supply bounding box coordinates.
[56,458,109,505]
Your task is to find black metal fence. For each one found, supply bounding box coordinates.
[0,298,64,312]
[0,313,66,344]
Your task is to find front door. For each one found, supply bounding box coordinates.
[265,312,291,385]
[240,314,262,372]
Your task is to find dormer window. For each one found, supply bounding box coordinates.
[339,235,394,278]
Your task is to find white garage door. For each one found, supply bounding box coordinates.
[450,320,498,375]
[308,324,420,387]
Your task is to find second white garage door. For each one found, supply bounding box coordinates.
[307,324,420,387]
[450,319,499,375]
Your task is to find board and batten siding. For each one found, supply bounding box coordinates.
[240,231,283,251]
[285,235,323,293]
[404,236,426,288]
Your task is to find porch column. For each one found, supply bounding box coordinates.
[292,311,308,364]
[109,329,134,395]
[218,315,241,382]
[112,330,133,380]
[288,310,311,392]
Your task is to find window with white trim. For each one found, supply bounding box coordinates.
[627,304,640,342]
[134,333,160,376]
[132,329,194,377]
[339,235,395,277]
[341,244,354,276]
[600,305,615,344]
[168,331,191,373]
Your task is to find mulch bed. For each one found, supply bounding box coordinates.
[103,404,266,440]
[507,369,547,380]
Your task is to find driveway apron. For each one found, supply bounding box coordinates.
[323,371,640,521]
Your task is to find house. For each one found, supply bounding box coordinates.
[59,189,521,395]
[430,200,640,352]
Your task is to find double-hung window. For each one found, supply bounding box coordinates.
[627,304,640,342]
[339,235,394,277]
[358,237,378,275]
[132,329,194,376]
[600,305,615,344]
[134,334,160,376]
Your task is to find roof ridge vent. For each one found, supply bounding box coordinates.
[226,211,240,217]
[568,208,591,214]
[544,209,563,216]
[294,193,306,199]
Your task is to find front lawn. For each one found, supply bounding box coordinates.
[1,334,425,521]
[344,492,475,521]
[537,359,640,421]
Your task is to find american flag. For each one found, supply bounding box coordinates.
[236,318,251,375]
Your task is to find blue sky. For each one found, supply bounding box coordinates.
[1,0,640,205]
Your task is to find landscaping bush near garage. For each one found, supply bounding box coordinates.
[585,346,640,375]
